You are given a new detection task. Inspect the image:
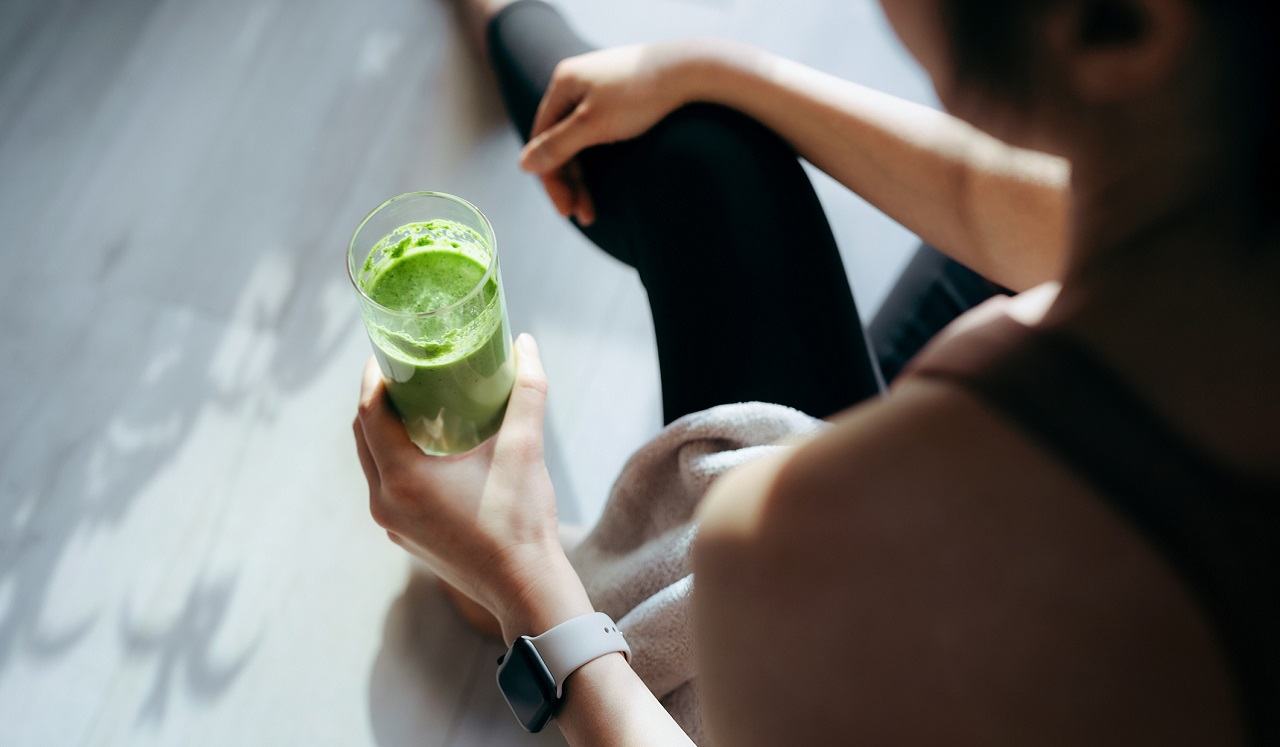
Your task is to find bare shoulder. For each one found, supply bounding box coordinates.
[693,379,1244,746]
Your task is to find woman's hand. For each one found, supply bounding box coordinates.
[353,334,592,642]
[357,336,696,744]
[519,41,707,226]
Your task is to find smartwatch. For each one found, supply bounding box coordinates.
[495,611,632,732]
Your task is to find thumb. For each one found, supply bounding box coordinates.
[497,334,549,456]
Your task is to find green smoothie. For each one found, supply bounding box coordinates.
[358,219,513,454]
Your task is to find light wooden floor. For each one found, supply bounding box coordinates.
[0,0,933,743]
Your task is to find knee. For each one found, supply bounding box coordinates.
[638,104,796,190]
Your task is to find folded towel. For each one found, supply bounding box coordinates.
[567,402,825,744]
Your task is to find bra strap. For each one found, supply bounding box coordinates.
[904,314,1279,744]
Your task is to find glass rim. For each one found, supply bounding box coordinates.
[346,191,499,319]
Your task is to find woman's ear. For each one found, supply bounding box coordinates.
[1045,0,1193,102]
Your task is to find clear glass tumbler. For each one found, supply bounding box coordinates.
[348,192,514,455]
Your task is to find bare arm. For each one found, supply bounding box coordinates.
[691,380,1244,744]
[520,40,1070,291]
[555,656,693,745]
[354,341,694,746]
[495,557,697,746]
[681,40,1070,291]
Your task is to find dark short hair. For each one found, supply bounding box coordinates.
[942,0,1279,219]
[942,0,1045,102]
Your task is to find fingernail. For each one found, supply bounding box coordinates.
[516,333,537,356]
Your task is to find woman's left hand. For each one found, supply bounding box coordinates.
[353,334,592,642]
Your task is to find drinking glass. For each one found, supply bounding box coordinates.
[348,192,514,455]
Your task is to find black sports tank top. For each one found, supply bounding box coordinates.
[905,314,1279,744]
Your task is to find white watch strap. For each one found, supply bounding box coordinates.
[528,612,631,697]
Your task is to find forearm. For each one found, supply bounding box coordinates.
[498,553,696,747]
[676,39,1070,291]
[556,654,696,746]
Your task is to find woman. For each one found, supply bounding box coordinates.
[353,0,1279,742]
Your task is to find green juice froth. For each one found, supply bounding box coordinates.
[368,250,488,317]
[359,219,512,454]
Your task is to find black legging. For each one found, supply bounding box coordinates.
[488,0,1005,423]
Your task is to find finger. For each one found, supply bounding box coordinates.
[541,171,574,218]
[358,356,417,469]
[353,418,380,492]
[497,334,549,457]
[566,160,596,226]
[563,164,584,224]
[520,105,596,175]
[528,68,582,143]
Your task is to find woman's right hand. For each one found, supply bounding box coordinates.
[518,41,708,225]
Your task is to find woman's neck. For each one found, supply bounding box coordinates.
[1062,161,1257,286]
[1046,160,1280,477]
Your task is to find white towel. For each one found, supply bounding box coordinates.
[567,402,825,744]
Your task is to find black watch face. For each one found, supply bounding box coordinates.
[496,638,558,732]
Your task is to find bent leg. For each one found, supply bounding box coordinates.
[486,1,591,143]
[588,105,881,422]
[869,244,1008,383]
[486,0,637,265]
[488,1,880,421]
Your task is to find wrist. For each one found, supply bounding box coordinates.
[496,548,594,645]
[666,37,770,107]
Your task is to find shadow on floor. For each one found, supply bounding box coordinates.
[366,567,485,746]
[118,572,261,724]
[367,567,569,747]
